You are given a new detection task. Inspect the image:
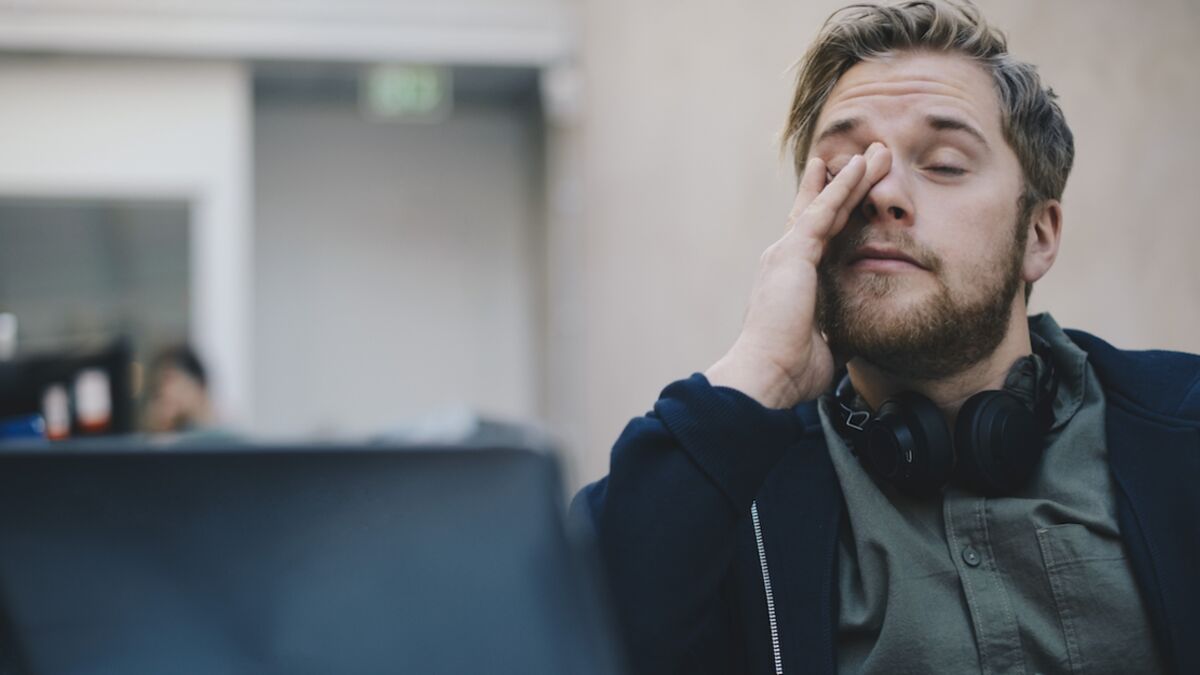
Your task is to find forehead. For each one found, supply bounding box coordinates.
[814,50,1003,145]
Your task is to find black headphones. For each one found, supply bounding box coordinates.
[833,333,1059,497]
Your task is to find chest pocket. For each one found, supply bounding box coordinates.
[1035,523,1166,674]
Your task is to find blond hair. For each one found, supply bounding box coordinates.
[783,0,1074,211]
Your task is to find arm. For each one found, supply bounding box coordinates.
[572,374,799,674]
[574,144,892,674]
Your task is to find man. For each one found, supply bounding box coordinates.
[573,2,1199,674]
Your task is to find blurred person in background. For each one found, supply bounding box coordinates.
[143,344,217,434]
[574,1,1198,674]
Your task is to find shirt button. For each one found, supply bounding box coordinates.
[962,546,982,567]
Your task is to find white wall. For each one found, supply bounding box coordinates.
[0,56,253,426]
[0,0,573,67]
[253,97,543,437]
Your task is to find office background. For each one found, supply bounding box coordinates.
[0,0,1196,488]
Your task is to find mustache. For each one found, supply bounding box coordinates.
[825,227,941,273]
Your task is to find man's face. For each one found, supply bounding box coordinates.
[809,49,1029,379]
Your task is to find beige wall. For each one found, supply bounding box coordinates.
[565,0,1200,486]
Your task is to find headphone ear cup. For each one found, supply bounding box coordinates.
[955,390,1042,496]
[861,391,955,496]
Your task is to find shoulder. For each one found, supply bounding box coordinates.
[1065,328,1200,422]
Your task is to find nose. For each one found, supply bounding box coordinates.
[860,158,915,227]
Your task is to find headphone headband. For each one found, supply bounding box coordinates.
[835,334,1057,433]
[832,332,1060,496]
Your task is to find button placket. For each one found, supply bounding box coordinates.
[943,489,1027,675]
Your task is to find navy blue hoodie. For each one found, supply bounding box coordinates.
[573,329,1200,674]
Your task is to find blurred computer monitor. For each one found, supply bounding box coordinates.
[0,443,625,675]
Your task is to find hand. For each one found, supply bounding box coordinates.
[705,142,892,408]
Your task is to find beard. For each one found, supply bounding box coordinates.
[816,216,1027,381]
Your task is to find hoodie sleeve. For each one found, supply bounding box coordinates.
[570,373,800,675]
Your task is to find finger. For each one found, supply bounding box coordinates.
[796,153,866,241]
[834,143,892,227]
[798,157,827,204]
[786,158,828,228]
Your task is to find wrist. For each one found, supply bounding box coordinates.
[704,351,802,410]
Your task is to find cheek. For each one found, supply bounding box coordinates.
[920,177,1014,223]
[919,195,1016,274]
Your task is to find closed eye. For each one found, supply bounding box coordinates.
[823,156,854,184]
[929,165,966,176]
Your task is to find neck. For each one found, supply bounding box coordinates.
[847,298,1033,431]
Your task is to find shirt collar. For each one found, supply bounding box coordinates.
[1028,312,1089,432]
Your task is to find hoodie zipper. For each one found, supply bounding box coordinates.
[751,500,783,674]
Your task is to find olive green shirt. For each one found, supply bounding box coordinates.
[817,313,1166,675]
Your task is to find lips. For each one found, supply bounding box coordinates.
[847,244,925,269]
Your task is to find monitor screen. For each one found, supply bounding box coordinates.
[0,444,624,675]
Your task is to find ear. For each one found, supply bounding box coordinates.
[1022,199,1062,286]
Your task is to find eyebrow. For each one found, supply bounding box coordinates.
[813,117,862,146]
[925,114,989,148]
[812,114,990,149]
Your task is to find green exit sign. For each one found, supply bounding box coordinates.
[362,65,452,122]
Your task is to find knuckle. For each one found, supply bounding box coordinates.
[759,242,782,265]
[786,203,807,224]
[806,201,833,219]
